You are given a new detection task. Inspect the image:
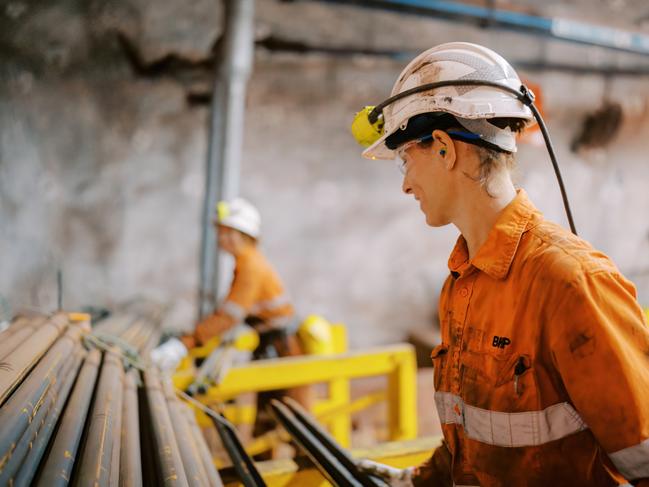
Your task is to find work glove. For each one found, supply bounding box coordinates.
[150,337,188,372]
[355,459,415,487]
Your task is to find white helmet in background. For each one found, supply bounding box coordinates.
[363,42,535,160]
[215,198,261,239]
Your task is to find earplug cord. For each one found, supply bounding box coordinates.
[370,80,577,235]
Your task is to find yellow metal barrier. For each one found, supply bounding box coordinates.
[199,343,418,448]
[175,324,417,452]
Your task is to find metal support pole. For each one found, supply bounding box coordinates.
[199,0,255,318]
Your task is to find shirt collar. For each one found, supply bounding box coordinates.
[447,189,542,280]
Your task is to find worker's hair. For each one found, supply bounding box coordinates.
[473,146,516,197]
[472,118,524,197]
[221,225,258,244]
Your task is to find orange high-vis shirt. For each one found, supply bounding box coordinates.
[414,190,649,487]
[194,245,294,345]
[223,244,294,325]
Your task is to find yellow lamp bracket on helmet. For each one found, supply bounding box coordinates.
[352,80,577,236]
[216,201,231,222]
[351,106,385,148]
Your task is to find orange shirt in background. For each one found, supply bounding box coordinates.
[194,245,294,345]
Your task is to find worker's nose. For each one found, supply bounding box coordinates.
[402,176,413,195]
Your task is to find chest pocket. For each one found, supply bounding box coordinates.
[460,348,535,410]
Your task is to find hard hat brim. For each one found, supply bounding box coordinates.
[362,131,396,160]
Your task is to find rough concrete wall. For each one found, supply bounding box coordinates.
[243,55,649,347]
[2,0,649,346]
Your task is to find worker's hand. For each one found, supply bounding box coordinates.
[355,459,414,487]
[150,337,188,373]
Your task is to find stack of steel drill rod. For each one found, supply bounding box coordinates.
[0,313,222,486]
[91,301,164,356]
[0,313,68,405]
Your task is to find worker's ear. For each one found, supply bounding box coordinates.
[432,129,456,170]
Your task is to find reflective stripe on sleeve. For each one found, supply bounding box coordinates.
[222,301,246,321]
[249,293,291,315]
[609,438,649,480]
[267,316,294,329]
[435,391,588,447]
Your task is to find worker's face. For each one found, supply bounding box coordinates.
[400,131,456,227]
[216,225,240,254]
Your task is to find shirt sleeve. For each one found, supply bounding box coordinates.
[548,270,649,482]
[412,440,453,487]
[193,256,262,345]
[194,313,234,345]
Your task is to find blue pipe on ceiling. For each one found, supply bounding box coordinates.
[302,0,649,56]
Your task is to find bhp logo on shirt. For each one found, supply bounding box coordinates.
[492,335,511,349]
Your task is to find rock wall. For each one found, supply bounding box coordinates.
[2,0,649,345]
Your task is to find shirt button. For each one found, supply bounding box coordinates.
[459,288,469,297]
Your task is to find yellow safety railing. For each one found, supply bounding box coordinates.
[201,344,417,448]
[177,327,417,450]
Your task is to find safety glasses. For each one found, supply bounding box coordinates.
[396,134,433,175]
[395,129,483,175]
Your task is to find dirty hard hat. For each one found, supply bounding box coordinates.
[215,198,261,238]
[362,42,535,160]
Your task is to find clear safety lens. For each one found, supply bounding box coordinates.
[395,158,407,175]
[396,140,418,175]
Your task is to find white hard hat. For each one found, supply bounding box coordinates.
[363,42,535,160]
[215,198,261,238]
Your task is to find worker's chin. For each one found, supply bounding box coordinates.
[423,211,446,227]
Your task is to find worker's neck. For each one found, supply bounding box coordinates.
[232,240,256,257]
[454,177,517,260]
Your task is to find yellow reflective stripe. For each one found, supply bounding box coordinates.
[435,391,588,447]
[609,438,649,480]
[222,301,246,321]
[249,294,291,315]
